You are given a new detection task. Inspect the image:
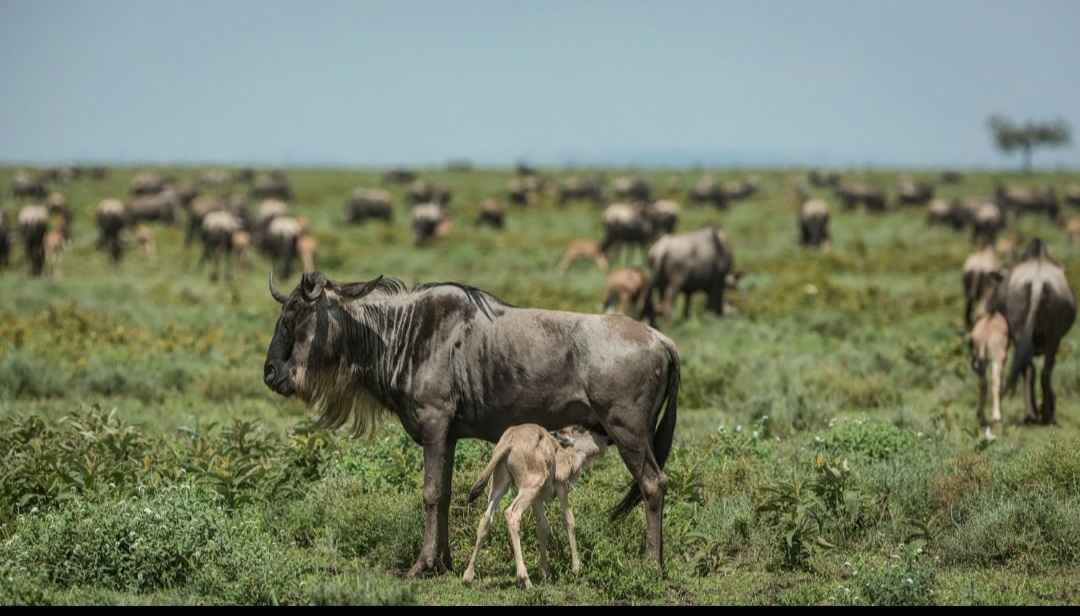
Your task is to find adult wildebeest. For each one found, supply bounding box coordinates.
[264,216,303,278]
[971,201,1004,247]
[0,210,12,268]
[263,272,679,575]
[896,176,934,206]
[688,176,728,209]
[251,171,294,202]
[836,181,886,213]
[11,171,48,200]
[962,245,1000,330]
[345,188,394,224]
[997,239,1076,425]
[383,167,417,185]
[645,200,680,236]
[642,227,736,323]
[1065,185,1080,209]
[412,203,449,245]
[200,210,242,281]
[475,199,505,229]
[17,205,49,276]
[799,198,831,249]
[556,176,604,207]
[130,172,166,196]
[808,169,841,188]
[996,185,1059,222]
[186,196,225,248]
[128,190,181,225]
[612,176,652,203]
[600,203,654,263]
[96,199,128,263]
[407,180,452,208]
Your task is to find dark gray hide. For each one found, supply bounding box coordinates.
[263,273,679,576]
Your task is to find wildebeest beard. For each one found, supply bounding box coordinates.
[300,299,391,437]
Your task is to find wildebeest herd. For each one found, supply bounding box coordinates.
[3,164,1079,589]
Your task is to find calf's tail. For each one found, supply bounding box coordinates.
[467,441,512,503]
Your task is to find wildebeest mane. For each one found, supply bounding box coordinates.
[412,281,511,321]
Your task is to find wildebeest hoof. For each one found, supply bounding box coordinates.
[407,556,446,578]
[1023,415,1040,425]
[518,576,532,589]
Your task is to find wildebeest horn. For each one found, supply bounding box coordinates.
[269,271,288,304]
[337,275,384,300]
[302,272,327,302]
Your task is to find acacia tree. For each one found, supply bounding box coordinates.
[987,115,1072,172]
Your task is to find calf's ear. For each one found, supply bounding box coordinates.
[336,275,384,300]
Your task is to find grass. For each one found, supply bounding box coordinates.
[1,166,1080,604]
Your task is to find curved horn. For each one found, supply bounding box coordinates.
[302,272,327,302]
[269,271,288,304]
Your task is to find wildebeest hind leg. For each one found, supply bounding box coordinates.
[1040,348,1059,425]
[1023,364,1039,424]
[606,420,667,569]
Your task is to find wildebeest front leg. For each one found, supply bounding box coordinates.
[408,431,455,577]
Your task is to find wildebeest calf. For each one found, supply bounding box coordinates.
[558,238,609,273]
[602,267,649,316]
[967,269,1009,440]
[463,424,609,588]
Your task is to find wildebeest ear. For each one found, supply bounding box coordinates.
[301,272,327,302]
[336,275,384,300]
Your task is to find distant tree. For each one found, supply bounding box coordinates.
[987,115,1072,172]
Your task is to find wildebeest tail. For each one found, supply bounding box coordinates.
[467,441,511,503]
[611,339,680,520]
[1005,281,1041,395]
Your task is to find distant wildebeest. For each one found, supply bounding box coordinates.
[17,205,49,276]
[688,176,728,209]
[507,177,543,207]
[254,198,289,249]
[602,267,650,316]
[967,265,1009,440]
[200,210,243,281]
[1062,216,1080,246]
[558,239,609,273]
[1065,184,1080,209]
[232,168,256,184]
[128,190,181,225]
[941,170,964,184]
[476,199,505,230]
[463,424,610,588]
[264,216,304,278]
[407,180,452,208]
[896,176,934,206]
[515,161,537,177]
[642,227,737,323]
[45,192,72,242]
[722,178,759,203]
[263,272,679,575]
[600,203,654,262]
[995,184,1059,222]
[997,239,1076,425]
[645,200,680,236]
[88,166,110,180]
[96,199,128,263]
[556,176,604,207]
[199,169,232,189]
[382,167,417,185]
[971,200,1004,246]
[836,181,886,213]
[612,176,652,203]
[186,196,226,248]
[251,171,294,202]
[808,169,841,188]
[42,225,66,279]
[799,198,831,249]
[963,245,1001,330]
[130,172,167,196]
[11,171,48,200]
[345,188,394,224]
[927,198,974,231]
[412,203,448,245]
[0,210,12,268]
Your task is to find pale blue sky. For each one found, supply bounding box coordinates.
[2,1,1078,168]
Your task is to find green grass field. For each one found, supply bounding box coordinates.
[2,166,1080,605]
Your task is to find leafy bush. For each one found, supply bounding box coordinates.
[815,418,921,461]
[833,546,937,606]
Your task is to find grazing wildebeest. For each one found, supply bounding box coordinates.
[963,245,1001,330]
[967,269,1009,440]
[612,176,653,203]
[383,167,417,185]
[808,169,841,188]
[407,180,452,208]
[602,267,650,316]
[896,176,934,206]
[996,184,1059,222]
[128,190,181,225]
[645,200,680,236]
[642,227,736,323]
[799,198,831,249]
[689,176,728,209]
[507,177,533,207]
[475,199,505,229]
[412,203,447,245]
[971,200,1004,247]
[200,210,242,281]
[345,188,394,224]
[186,196,226,248]
[11,171,48,200]
[0,210,12,268]
[836,181,886,213]
[997,239,1076,425]
[263,272,679,575]
[556,176,604,207]
[17,205,49,276]
[558,239,609,273]
[600,203,654,263]
[1065,184,1080,209]
[96,199,128,263]
[463,424,610,588]
[265,216,303,278]
[252,171,294,202]
[130,172,166,196]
